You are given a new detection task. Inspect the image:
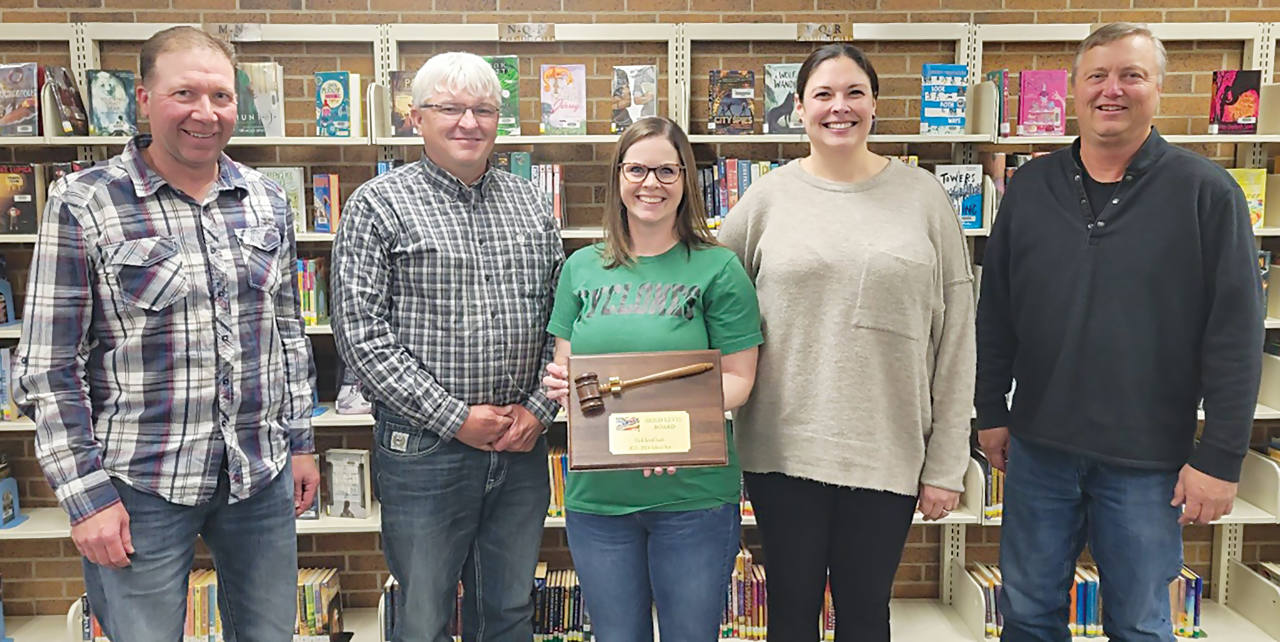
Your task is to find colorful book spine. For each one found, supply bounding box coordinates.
[920,63,968,135]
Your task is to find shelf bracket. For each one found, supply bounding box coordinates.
[940,523,965,606]
[1211,522,1243,603]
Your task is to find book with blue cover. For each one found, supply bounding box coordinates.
[315,71,362,137]
[920,63,968,135]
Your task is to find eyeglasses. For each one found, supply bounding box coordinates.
[619,162,683,184]
[419,103,500,120]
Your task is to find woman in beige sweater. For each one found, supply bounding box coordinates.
[718,43,975,642]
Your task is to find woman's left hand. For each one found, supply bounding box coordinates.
[543,362,570,406]
[642,467,677,478]
[917,484,961,521]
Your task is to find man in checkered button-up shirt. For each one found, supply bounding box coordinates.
[14,27,317,642]
[331,51,563,642]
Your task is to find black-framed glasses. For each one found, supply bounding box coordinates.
[419,103,500,120]
[619,162,683,184]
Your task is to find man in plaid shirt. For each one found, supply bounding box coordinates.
[332,51,562,642]
[15,27,318,642]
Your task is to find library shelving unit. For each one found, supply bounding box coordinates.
[5,20,1280,642]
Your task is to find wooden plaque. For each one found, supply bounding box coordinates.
[567,350,727,471]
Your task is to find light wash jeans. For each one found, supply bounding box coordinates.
[83,458,299,642]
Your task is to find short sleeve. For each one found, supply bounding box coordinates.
[704,252,763,355]
[547,252,580,339]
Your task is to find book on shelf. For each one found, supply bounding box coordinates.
[701,157,781,229]
[312,173,340,234]
[1261,250,1272,317]
[920,63,968,136]
[528,163,564,227]
[485,56,521,136]
[979,151,1007,200]
[376,160,403,175]
[1209,70,1260,135]
[548,446,566,518]
[324,448,370,519]
[1257,560,1280,583]
[234,62,285,138]
[763,63,802,135]
[1226,167,1266,230]
[296,258,329,326]
[45,160,88,189]
[0,571,8,641]
[314,71,363,138]
[0,348,16,423]
[985,68,1010,136]
[897,155,919,167]
[611,64,658,133]
[708,69,755,135]
[971,451,1004,519]
[539,64,587,135]
[0,163,45,235]
[296,567,344,641]
[0,450,22,527]
[1016,69,1067,137]
[934,164,984,229]
[44,66,89,136]
[0,63,38,137]
[259,167,307,233]
[389,70,416,138]
[85,69,137,137]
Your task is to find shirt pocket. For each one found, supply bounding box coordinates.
[234,225,282,293]
[852,243,936,342]
[104,235,191,312]
[503,227,558,299]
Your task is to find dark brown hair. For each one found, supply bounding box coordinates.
[140,26,236,87]
[600,116,716,268]
[796,43,880,99]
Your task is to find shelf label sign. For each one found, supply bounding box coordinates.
[203,23,263,43]
[500,23,555,42]
[797,23,854,42]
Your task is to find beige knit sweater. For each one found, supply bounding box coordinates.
[719,158,975,495]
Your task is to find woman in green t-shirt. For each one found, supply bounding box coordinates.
[543,116,763,642]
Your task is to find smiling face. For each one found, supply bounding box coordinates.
[1073,34,1162,147]
[409,89,499,184]
[137,46,237,177]
[619,135,683,232]
[796,55,876,153]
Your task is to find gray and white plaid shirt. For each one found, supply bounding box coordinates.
[331,154,563,439]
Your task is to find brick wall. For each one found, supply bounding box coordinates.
[0,0,1278,621]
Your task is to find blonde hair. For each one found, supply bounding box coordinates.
[1074,22,1167,85]
[411,52,501,108]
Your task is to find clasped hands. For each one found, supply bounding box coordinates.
[455,403,544,452]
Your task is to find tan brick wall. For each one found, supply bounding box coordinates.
[0,0,1278,621]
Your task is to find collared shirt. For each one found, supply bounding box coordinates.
[15,136,315,525]
[975,129,1262,481]
[331,155,562,439]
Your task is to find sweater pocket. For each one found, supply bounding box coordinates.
[852,244,934,342]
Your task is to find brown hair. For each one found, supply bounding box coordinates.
[797,42,879,100]
[599,116,716,268]
[140,26,236,87]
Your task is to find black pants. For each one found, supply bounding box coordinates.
[744,472,918,642]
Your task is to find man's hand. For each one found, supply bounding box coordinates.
[455,405,515,450]
[1172,464,1238,525]
[542,362,569,406]
[978,427,1011,472]
[292,454,321,517]
[72,502,134,568]
[918,484,961,521]
[493,405,544,453]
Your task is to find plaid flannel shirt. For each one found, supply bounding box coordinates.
[331,155,563,439]
[15,136,315,525]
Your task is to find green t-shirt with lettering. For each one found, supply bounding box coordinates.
[548,242,763,515]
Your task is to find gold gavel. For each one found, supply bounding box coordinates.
[574,362,714,414]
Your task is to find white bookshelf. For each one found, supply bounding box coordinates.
[0,502,384,540]
[2,601,381,642]
[952,558,1277,642]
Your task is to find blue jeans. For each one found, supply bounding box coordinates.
[375,411,549,642]
[82,458,299,642]
[999,436,1183,642]
[565,503,741,642]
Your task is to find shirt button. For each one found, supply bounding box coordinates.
[1074,175,1081,181]
[1096,220,1107,228]
[1124,175,1133,181]
[1111,198,1119,204]
[1087,223,1095,230]
[1079,198,1087,205]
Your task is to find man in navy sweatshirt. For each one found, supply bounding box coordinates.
[975,22,1263,642]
